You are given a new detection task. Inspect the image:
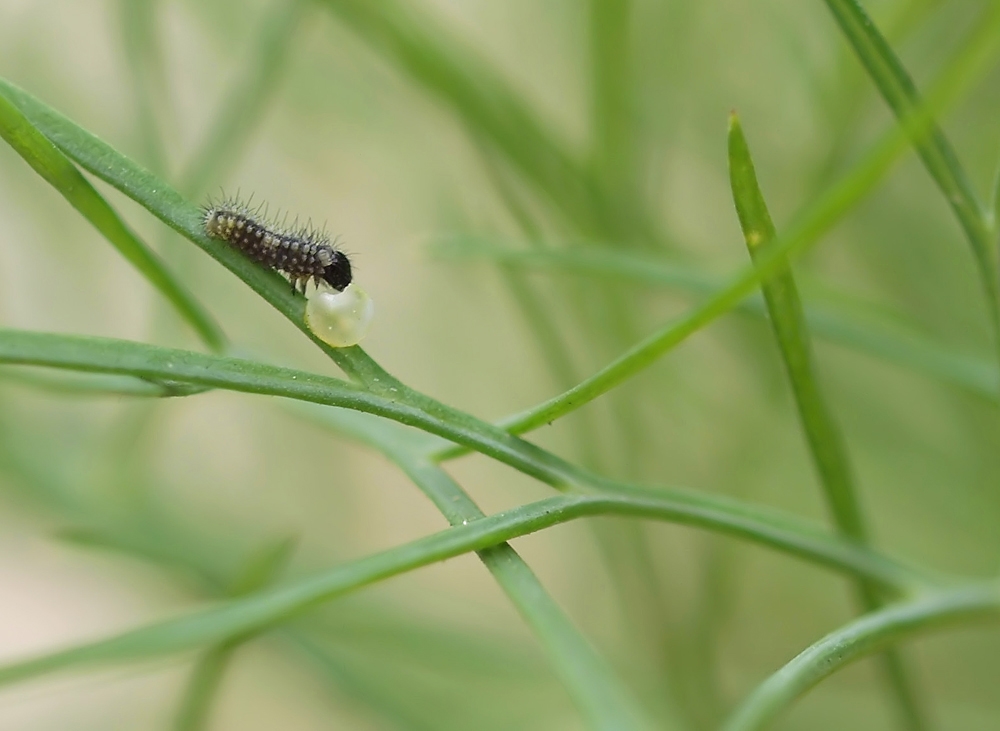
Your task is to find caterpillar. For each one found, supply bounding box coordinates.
[202,195,352,293]
[203,194,372,347]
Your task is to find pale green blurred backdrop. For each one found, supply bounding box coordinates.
[1,0,999,729]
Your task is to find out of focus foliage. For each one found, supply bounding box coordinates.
[0,1,999,729]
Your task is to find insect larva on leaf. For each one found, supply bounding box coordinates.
[202,195,352,293]
[203,194,373,347]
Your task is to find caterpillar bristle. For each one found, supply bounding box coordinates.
[203,193,353,293]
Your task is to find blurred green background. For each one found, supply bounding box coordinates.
[1,0,999,729]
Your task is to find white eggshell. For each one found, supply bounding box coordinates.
[305,283,374,347]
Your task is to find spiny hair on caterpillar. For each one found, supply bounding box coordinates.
[202,195,352,293]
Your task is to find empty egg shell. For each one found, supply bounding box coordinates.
[305,283,374,347]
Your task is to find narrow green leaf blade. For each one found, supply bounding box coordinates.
[722,584,1000,731]
[451,15,1000,441]
[729,113,864,540]
[172,536,297,731]
[822,0,1000,357]
[0,366,207,397]
[0,327,929,594]
[432,237,998,401]
[311,408,658,731]
[0,91,225,352]
[318,0,658,245]
[729,112,929,730]
[0,484,924,690]
[0,75,399,388]
[172,644,236,731]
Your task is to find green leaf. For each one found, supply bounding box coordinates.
[432,15,1000,442]
[588,0,638,207]
[173,536,297,731]
[0,330,923,591]
[0,75,545,449]
[729,113,865,541]
[722,583,1000,731]
[822,0,1000,359]
[301,407,658,731]
[286,632,445,731]
[0,366,208,398]
[0,484,925,689]
[729,112,928,731]
[0,327,573,487]
[0,90,225,352]
[991,155,1000,237]
[432,237,998,401]
[317,0,660,246]
[226,536,298,597]
[172,644,236,731]
[0,77,377,374]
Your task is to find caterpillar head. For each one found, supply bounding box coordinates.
[321,252,353,291]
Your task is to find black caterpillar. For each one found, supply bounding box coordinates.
[203,196,352,292]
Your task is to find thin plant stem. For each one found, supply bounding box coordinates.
[729,112,929,731]
[722,583,1000,731]
[821,0,1000,364]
